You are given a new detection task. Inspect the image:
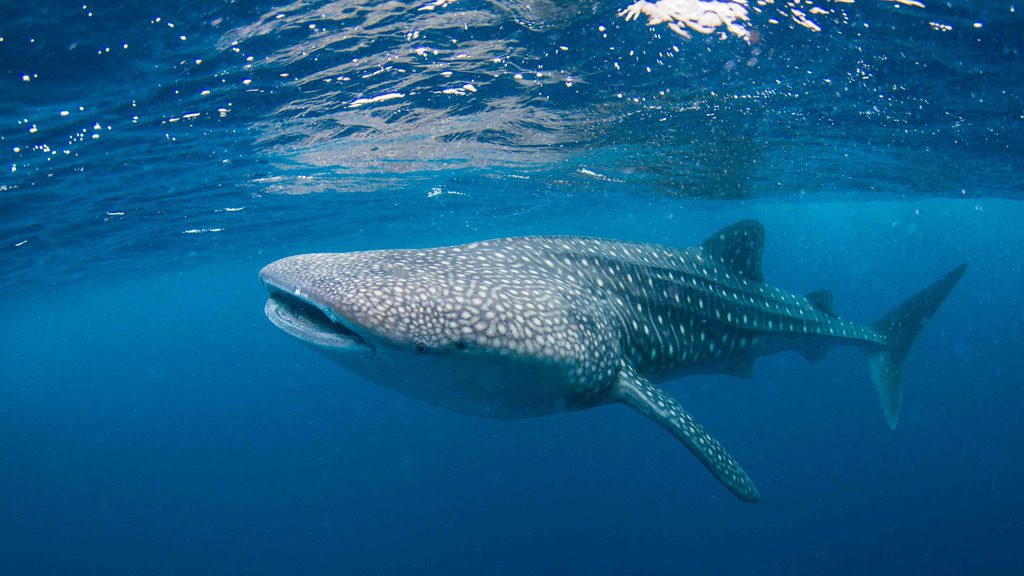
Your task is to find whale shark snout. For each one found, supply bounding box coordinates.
[260,255,376,355]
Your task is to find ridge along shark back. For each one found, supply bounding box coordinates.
[260,220,966,502]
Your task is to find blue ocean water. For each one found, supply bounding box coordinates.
[2,1,1022,574]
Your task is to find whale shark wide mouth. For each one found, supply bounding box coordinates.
[263,289,373,353]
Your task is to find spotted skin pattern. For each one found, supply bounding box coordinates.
[611,363,760,502]
[261,220,965,502]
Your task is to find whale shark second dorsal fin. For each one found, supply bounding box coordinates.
[609,363,761,503]
[701,220,765,282]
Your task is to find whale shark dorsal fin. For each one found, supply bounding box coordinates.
[610,364,761,502]
[701,220,765,282]
[805,290,838,317]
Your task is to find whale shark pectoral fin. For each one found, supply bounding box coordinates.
[610,364,761,503]
[723,357,755,379]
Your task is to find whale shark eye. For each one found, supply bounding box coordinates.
[454,341,468,350]
[414,342,426,354]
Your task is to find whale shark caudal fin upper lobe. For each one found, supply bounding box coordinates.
[865,263,968,429]
[610,363,761,503]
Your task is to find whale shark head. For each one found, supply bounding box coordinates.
[260,247,590,360]
[261,251,452,357]
[259,243,620,418]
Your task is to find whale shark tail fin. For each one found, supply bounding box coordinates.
[865,263,967,429]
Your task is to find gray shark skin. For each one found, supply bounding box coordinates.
[260,220,966,502]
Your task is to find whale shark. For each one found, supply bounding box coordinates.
[260,220,966,502]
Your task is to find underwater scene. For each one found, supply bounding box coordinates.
[1,1,1022,574]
